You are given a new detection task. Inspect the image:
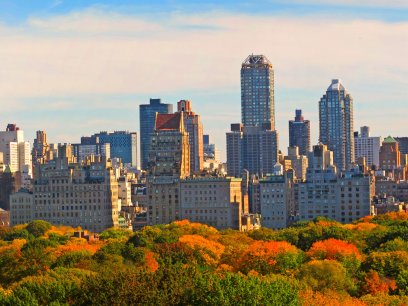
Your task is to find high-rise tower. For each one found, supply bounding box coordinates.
[241,55,275,130]
[139,98,173,170]
[319,79,354,171]
[289,109,310,156]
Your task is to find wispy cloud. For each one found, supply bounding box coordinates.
[0,9,407,159]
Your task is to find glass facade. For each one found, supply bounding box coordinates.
[240,55,275,130]
[139,98,173,170]
[319,79,354,171]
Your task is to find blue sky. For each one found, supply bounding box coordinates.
[0,0,407,164]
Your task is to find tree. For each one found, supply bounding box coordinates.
[298,260,354,292]
[26,220,52,238]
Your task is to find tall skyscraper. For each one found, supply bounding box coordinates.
[319,79,354,171]
[289,109,310,156]
[354,126,382,168]
[139,98,173,170]
[176,100,204,173]
[241,54,275,130]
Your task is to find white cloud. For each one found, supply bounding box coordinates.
[0,10,407,160]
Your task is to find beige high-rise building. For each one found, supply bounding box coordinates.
[147,113,190,225]
[177,100,204,173]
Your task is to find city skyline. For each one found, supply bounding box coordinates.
[1,1,407,163]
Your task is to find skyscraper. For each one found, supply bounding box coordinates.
[241,54,275,130]
[139,98,173,170]
[176,100,204,173]
[289,109,310,156]
[227,54,279,177]
[354,126,382,168]
[319,79,354,171]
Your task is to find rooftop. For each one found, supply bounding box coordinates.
[155,113,182,131]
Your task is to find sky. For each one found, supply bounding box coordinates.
[0,0,407,164]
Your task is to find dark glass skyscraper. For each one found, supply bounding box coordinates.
[241,54,275,130]
[139,98,173,170]
[289,109,310,156]
[319,79,354,171]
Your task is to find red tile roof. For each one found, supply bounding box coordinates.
[155,113,182,131]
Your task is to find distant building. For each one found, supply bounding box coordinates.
[180,177,246,230]
[226,124,244,177]
[283,146,308,181]
[32,131,53,166]
[379,136,404,180]
[146,113,190,225]
[81,131,137,167]
[72,143,110,163]
[260,169,295,229]
[241,54,275,129]
[177,100,204,173]
[395,137,408,155]
[0,124,32,174]
[203,134,220,162]
[139,98,173,170]
[289,109,310,156]
[10,151,119,232]
[297,144,373,223]
[319,79,354,171]
[354,126,382,168]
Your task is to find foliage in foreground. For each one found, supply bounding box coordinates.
[0,213,408,305]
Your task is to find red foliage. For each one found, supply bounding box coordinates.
[362,270,397,295]
[307,238,361,261]
[145,251,159,272]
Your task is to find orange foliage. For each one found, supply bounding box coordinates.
[179,234,225,265]
[237,240,299,272]
[300,290,366,306]
[173,220,190,227]
[343,222,377,232]
[46,225,80,236]
[307,238,361,261]
[244,240,298,259]
[0,239,26,256]
[316,220,340,227]
[382,211,408,221]
[49,238,102,258]
[145,251,159,272]
[362,271,396,296]
[216,264,234,273]
[360,215,374,223]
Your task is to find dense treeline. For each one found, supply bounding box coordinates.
[1,213,408,305]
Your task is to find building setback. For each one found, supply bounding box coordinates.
[289,109,310,156]
[139,98,173,170]
[319,79,354,171]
